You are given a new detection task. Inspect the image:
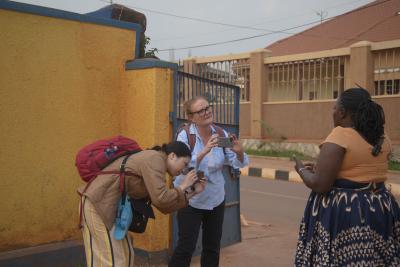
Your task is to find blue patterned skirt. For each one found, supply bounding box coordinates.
[295,179,400,266]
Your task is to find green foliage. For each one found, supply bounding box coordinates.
[144,36,158,57]
[253,120,287,142]
[389,161,400,171]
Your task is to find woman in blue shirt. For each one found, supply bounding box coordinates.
[169,96,249,267]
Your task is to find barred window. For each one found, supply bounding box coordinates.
[373,48,400,96]
[266,56,348,102]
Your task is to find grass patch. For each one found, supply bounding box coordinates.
[389,161,400,171]
[245,149,313,161]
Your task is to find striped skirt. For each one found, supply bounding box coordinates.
[81,197,134,267]
[295,179,400,266]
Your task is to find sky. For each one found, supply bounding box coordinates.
[13,0,375,61]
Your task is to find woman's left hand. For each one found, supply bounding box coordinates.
[193,177,207,194]
[293,155,305,174]
[229,134,244,155]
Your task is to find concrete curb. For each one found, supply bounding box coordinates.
[240,167,400,196]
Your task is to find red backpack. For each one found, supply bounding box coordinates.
[75,135,142,182]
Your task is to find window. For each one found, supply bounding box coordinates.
[374,79,400,95]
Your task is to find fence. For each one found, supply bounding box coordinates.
[266,56,348,101]
[182,54,251,102]
[181,40,400,141]
[174,70,240,127]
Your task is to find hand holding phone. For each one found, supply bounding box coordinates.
[191,170,207,192]
[193,171,205,185]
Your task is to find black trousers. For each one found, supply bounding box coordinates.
[169,201,225,267]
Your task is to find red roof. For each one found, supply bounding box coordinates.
[265,0,400,56]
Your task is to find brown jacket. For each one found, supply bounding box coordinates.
[77,150,188,229]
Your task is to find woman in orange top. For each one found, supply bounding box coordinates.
[294,88,399,266]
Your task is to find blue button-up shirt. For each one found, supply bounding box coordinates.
[174,124,249,210]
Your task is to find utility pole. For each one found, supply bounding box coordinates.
[315,10,328,23]
[169,48,175,62]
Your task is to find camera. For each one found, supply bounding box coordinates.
[182,167,204,182]
[190,170,205,191]
[195,170,204,181]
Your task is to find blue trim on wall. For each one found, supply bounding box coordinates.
[126,58,178,70]
[1,1,142,58]
[135,27,141,58]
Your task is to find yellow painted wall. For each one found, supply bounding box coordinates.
[0,9,138,251]
[121,68,174,252]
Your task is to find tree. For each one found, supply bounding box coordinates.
[144,36,159,58]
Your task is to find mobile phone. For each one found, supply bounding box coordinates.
[193,171,204,184]
[191,171,204,191]
[217,137,233,148]
[196,171,204,179]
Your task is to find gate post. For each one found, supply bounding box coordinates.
[249,49,271,139]
[349,41,374,93]
[183,58,197,74]
[124,58,178,265]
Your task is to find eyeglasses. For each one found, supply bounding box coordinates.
[189,106,212,116]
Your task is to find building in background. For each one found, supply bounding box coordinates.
[179,0,400,157]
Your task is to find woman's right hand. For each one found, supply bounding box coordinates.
[179,169,197,191]
[202,134,219,155]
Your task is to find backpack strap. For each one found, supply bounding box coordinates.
[119,153,133,205]
[78,154,135,229]
[176,123,196,152]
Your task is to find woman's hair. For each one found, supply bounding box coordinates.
[183,96,208,116]
[338,88,385,156]
[150,141,191,158]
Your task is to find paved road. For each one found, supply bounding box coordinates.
[240,175,400,225]
[190,176,400,266]
[240,176,309,230]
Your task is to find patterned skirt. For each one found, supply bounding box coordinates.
[295,179,400,266]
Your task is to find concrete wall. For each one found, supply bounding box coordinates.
[123,63,176,255]
[239,102,251,137]
[261,101,335,141]
[251,97,399,142]
[0,2,141,251]
[375,96,400,143]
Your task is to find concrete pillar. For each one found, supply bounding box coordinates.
[182,58,197,74]
[349,41,374,93]
[124,59,179,265]
[249,49,271,139]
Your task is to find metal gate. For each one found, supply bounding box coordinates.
[171,70,241,255]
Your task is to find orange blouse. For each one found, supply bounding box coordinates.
[321,126,392,183]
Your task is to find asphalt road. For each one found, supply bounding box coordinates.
[191,176,400,266]
[240,176,400,228]
[240,176,310,230]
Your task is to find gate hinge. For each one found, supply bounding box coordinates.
[169,112,174,122]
